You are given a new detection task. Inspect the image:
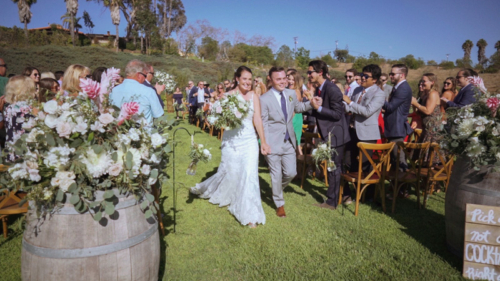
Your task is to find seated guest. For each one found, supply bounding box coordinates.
[54,70,64,86]
[41,72,56,79]
[23,67,40,93]
[38,78,60,102]
[3,76,36,145]
[343,64,386,175]
[440,77,458,114]
[109,59,164,127]
[91,67,107,82]
[62,64,91,97]
[172,87,183,120]
[441,68,477,108]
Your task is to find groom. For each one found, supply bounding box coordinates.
[260,67,317,218]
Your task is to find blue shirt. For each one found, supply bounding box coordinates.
[110,79,164,126]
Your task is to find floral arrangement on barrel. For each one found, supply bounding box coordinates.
[440,76,500,170]
[1,67,175,223]
[186,136,211,175]
[311,133,337,172]
[207,92,251,130]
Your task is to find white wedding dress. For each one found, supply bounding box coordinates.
[190,94,266,225]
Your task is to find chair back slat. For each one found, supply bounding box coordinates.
[357,142,395,182]
[427,143,454,179]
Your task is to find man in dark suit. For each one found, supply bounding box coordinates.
[442,68,477,108]
[308,60,350,210]
[143,64,165,109]
[383,64,413,170]
[188,81,210,125]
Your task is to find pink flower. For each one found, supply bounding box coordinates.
[486,97,500,116]
[233,109,242,119]
[468,76,487,94]
[79,78,100,99]
[117,102,140,125]
[99,67,121,96]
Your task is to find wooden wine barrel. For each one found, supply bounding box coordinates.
[445,156,500,257]
[21,190,160,281]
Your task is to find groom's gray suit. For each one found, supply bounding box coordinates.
[260,88,312,208]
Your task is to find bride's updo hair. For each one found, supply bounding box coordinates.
[232,66,253,90]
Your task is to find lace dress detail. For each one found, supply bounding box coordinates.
[190,94,266,225]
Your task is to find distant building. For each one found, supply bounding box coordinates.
[28,25,117,45]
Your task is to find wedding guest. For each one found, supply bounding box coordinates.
[331,75,345,93]
[144,64,165,108]
[441,68,477,108]
[41,72,56,79]
[110,59,164,127]
[380,73,393,100]
[116,75,124,85]
[172,87,183,120]
[411,74,441,147]
[23,67,40,93]
[91,67,107,82]
[54,70,64,86]
[440,77,458,114]
[344,68,359,98]
[287,69,306,155]
[215,83,225,100]
[204,82,214,94]
[3,76,36,144]
[0,58,7,97]
[38,78,59,102]
[61,64,91,97]
[254,77,267,96]
[383,64,413,170]
[186,81,194,96]
[354,74,362,87]
[223,79,231,92]
[188,81,209,126]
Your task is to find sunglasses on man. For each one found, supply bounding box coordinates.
[306,70,317,75]
[0,64,6,68]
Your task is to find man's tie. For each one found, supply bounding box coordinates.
[280,92,290,141]
[389,86,396,101]
[357,90,366,104]
[317,89,321,98]
[345,86,350,96]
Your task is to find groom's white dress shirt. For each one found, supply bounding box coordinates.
[271,87,287,111]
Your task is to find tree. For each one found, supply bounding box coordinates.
[248,34,276,49]
[61,13,82,34]
[334,49,349,62]
[65,0,78,47]
[400,54,425,69]
[83,11,94,35]
[158,0,186,38]
[496,40,500,53]
[274,45,294,68]
[477,39,488,68]
[462,40,473,63]
[427,60,438,66]
[295,47,310,69]
[198,36,218,61]
[439,60,455,70]
[321,52,336,68]
[12,0,37,45]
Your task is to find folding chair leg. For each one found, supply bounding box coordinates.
[422,179,430,209]
[355,182,361,216]
[300,160,307,189]
[416,179,421,209]
[338,180,344,206]
[323,162,328,187]
[380,181,386,213]
[2,217,7,238]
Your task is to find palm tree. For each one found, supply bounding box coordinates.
[477,39,488,67]
[462,40,473,63]
[65,0,78,47]
[495,40,500,53]
[111,0,121,52]
[12,0,37,45]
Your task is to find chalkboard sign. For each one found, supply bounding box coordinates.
[464,204,500,280]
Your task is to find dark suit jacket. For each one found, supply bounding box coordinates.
[447,83,475,108]
[383,80,413,138]
[312,80,350,147]
[188,87,210,105]
[142,81,165,108]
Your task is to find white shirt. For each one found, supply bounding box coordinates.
[346,81,359,98]
[271,87,287,112]
[394,79,406,90]
[197,87,205,103]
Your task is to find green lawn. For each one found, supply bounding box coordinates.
[0,113,465,280]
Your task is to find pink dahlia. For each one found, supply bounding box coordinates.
[79,78,100,99]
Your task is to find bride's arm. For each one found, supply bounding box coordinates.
[252,93,271,155]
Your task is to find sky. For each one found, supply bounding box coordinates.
[1,0,499,64]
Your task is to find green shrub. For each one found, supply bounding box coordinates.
[126,42,136,51]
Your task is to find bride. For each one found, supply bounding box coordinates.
[190,66,271,228]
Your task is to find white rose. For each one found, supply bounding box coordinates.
[108,163,123,176]
[129,128,141,141]
[312,149,317,156]
[150,154,160,164]
[56,122,73,138]
[148,177,157,185]
[73,122,88,134]
[141,164,151,175]
[22,118,37,130]
[44,114,58,128]
[98,113,115,126]
[151,133,166,148]
[59,179,75,192]
[44,100,59,114]
[51,176,61,187]
[91,121,105,133]
[61,103,71,111]
[38,112,46,121]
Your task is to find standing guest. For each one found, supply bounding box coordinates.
[223,79,231,92]
[54,70,64,86]
[0,58,7,96]
[287,68,308,93]
[343,65,386,173]
[186,81,194,97]
[411,73,441,147]
[3,76,36,144]
[308,60,350,210]
[172,87,183,120]
[380,73,393,100]
[215,83,225,100]
[110,59,164,127]
[440,77,458,114]
[189,81,209,125]
[254,77,267,96]
[331,76,345,93]
[38,78,60,102]
[441,68,477,108]
[287,69,306,155]
[23,67,40,93]
[144,64,165,108]
[344,69,359,98]
[204,82,214,93]
[354,74,362,87]
[383,64,413,170]
[91,67,107,82]
[61,64,91,97]
[41,72,56,79]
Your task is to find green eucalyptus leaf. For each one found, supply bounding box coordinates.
[112,152,118,162]
[150,169,158,179]
[151,207,157,215]
[105,203,115,215]
[103,190,114,199]
[56,189,64,202]
[92,145,103,154]
[68,183,77,194]
[125,151,133,169]
[128,170,135,179]
[70,138,83,148]
[140,200,149,210]
[163,144,172,154]
[145,210,153,219]
[94,211,102,221]
[89,201,100,208]
[87,132,94,142]
[69,194,80,205]
[46,133,56,146]
[145,193,155,203]
[70,132,80,139]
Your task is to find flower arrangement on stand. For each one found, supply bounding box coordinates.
[186,136,211,175]
[154,71,176,93]
[1,67,175,223]
[311,133,337,172]
[207,92,251,130]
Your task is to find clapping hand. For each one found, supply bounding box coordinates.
[441,97,449,103]
[261,142,271,156]
[311,96,322,110]
[155,83,166,95]
[342,94,351,104]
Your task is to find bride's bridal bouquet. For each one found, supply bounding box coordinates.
[207,92,251,130]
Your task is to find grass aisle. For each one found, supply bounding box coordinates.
[162,115,464,280]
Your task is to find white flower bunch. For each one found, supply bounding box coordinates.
[189,143,212,164]
[207,92,251,130]
[154,70,176,93]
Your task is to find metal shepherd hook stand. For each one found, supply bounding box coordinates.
[172,127,198,233]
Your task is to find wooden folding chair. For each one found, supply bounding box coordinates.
[298,132,328,189]
[0,164,29,238]
[420,143,454,208]
[387,141,430,212]
[408,129,422,143]
[181,100,190,120]
[339,142,395,216]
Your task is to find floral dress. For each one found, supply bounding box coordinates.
[4,101,34,143]
[417,97,442,161]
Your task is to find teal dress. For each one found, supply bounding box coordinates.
[292,113,303,147]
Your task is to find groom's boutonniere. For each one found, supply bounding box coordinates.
[288,96,293,102]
